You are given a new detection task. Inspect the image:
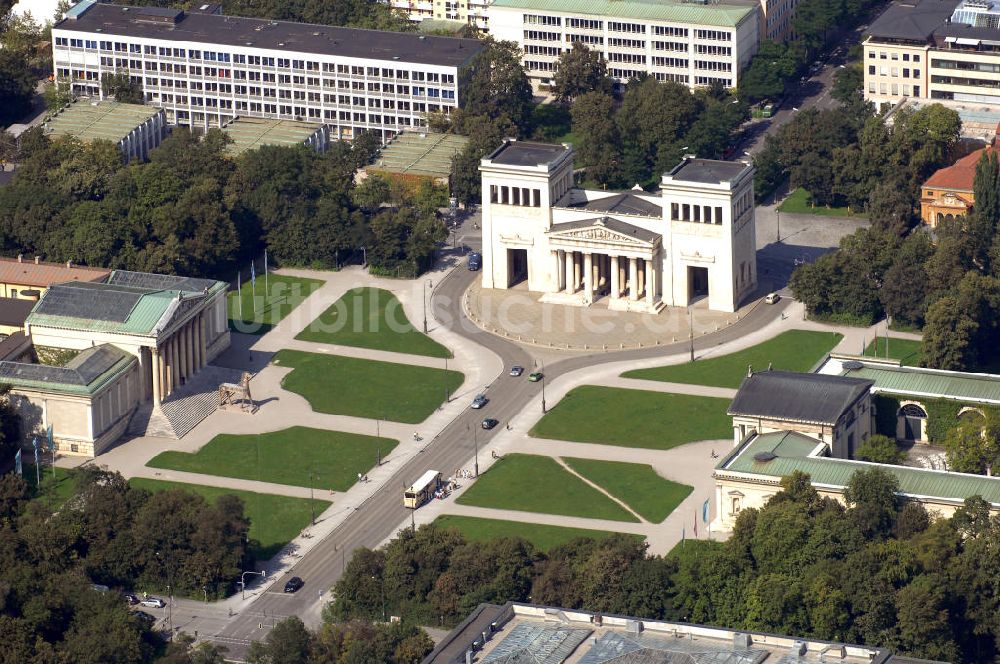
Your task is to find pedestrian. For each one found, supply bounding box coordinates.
[357,472,362,483]
[506,423,511,431]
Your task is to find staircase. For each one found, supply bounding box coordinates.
[127,365,244,439]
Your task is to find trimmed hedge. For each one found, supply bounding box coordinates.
[874,393,1000,443]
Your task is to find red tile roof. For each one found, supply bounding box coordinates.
[0,257,109,289]
[924,146,997,192]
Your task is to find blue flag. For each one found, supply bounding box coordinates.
[702,499,710,524]
[250,262,256,291]
[14,449,21,476]
[46,425,54,452]
[32,436,39,466]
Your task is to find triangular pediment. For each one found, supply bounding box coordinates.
[547,218,659,250]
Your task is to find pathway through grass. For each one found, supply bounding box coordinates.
[228,274,324,333]
[563,457,692,523]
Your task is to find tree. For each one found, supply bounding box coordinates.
[159,633,228,663]
[974,149,1000,229]
[459,39,533,131]
[843,467,901,539]
[101,69,144,104]
[831,65,863,105]
[855,434,903,464]
[219,0,413,32]
[352,174,391,212]
[570,91,620,186]
[880,232,933,328]
[922,296,978,371]
[738,41,800,103]
[0,48,34,126]
[942,416,1000,475]
[449,142,484,206]
[551,43,612,102]
[246,616,313,664]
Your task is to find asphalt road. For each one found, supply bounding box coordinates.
[211,261,790,658]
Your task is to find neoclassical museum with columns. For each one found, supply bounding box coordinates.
[0,271,229,456]
[479,141,758,313]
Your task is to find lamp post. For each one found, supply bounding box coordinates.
[776,209,781,243]
[309,466,316,525]
[239,570,266,601]
[540,360,546,414]
[688,305,694,362]
[372,575,386,622]
[423,279,433,333]
[467,423,479,478]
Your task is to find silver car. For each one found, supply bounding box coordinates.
[140,597,165,608]
[471,394,488,409]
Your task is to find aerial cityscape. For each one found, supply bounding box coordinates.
[1,0,1000,662]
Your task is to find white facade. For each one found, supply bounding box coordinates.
[480,141,757,313]
[387,0,491,29]
[486,0,759,89]
[51,3,480,139]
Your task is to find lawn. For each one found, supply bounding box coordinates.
[433,515,643,551]
[274,350,464,424]
[623,330,843,389]
[530,386,732,449]
[456,453,639,522]
[864,337,923,367]
[24,465,77,510]
[665,538,723,562]
[129,478,330,560]
[228,274,324,334]
[295,287,451,358]
[777,187,860,218]
[562,458,692,523]
[146,426,396,491]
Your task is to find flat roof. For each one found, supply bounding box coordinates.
[0,256,109,288]
[44,100,160,144]
[370,131,469,178]
[221,117,322,156]
[489,0,757,28]
[566,192,662,217]
[56,3,484,67]
[821,355,1000,405]
[485,140,570,168]
[666,157,751,185]
[866,0,957,41]
[718,430,1000,506]
[426,602,894,664]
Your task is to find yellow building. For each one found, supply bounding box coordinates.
[0,255,109,299]
[920,144,996,226]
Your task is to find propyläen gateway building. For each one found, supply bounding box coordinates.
[51,1,483,140]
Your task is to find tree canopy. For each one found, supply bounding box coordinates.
[550,43,612,103]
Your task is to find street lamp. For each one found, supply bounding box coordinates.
[423,279,433,333]
[688,305,695,362]
[238,570,266,601]
[156,551,174,641]
[534,359,547,413]
[467,423,479,478]
[309,466,317,525]
[776,209,781,243]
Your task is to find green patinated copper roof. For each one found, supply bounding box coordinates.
[718,431,1000,505]
[45,100,161,144]
[489,0,757,27]
[841,364,1000,405]
[222,117,323,157]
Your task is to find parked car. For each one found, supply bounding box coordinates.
[482,418,499,430]
[284,577,304,593]
[133,611,157,626]
[468,252,482,271]
[509,365,524,377]
[528,372,543,382]
[471,394,488,409]
[140,597,165,608]
[765,292,781,305]
[123,593,139,605]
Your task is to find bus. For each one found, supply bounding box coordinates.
[403,470,442,509]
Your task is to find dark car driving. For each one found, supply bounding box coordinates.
[284,576,304,593]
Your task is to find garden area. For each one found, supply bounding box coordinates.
[228,274,325,333]
[456,453,638,522]
[274,349,464,423]
[562,457,692,523]
[777,187,862,218]
[129,478,330,560]
[531,386,731,449]
[863,337,923,367]
[623,330,842,389]
[433,515,642,552]
[146,426,396,490]
[295,287,451,358]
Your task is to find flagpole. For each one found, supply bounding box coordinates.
[238,271,243,321]
[264,250,268,299]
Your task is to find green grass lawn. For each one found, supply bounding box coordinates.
[129,478,330,561]
[665,538,723,562]
[433,515,643,551]
[777,187,861,218]
[456,453,638,522]
[562,458,692,523]
[228,274,324,333]
[146,426,396,491]
[24,465,77,510]
[274,350,464,424]
[531,386,732,449]
[295,287,451,358]
[864,337,923,367]
[623,330,843,389]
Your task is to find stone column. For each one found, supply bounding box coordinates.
[196,314,204,370]
[629,257,639,301]
[185,323,194,378]
[583,253,593,301]
[573,252,581,292]
[637,259,646,298]
[565,251,575,293]
[610,255,620,299]
[646,258,656,306]
[151,347,162,407]
[170,336,179,392]
[552,251,561,293]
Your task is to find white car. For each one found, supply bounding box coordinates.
[140,597,166,608]
[765,293,781,305]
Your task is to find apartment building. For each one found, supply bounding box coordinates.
[51,1,483,140]
[487,0,759,89]
[760,0,798,42]
[864,0,1000,109]
[387,0,491,29]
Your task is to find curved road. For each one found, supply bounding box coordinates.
[212,265,790,656]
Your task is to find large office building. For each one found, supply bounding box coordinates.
[51,1,483,140]
[864,0,1000,109]
[486,0,760,89]
[387,0,492,29]
[479,141,757,313]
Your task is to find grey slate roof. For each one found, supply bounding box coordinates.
[57,3,484,67]
[0,344,132,391]
[728,370,874,426]
[0,297,35,327]
[106,270,217,294]
[548,216,661,244]
[865,0,957,41]
[486,141,570,167]
[33,281,146,323]
[566,192,662,217]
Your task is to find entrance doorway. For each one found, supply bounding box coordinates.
[688,266,709,301]
[507,248,528,287]
[899,404,927,441]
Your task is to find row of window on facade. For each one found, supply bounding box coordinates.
[868,64,921,79]
[868,50,922,62]
[519,16,729,40]
[868,81,922,96]
[55,41,454,82]
[670,202,724,224]
[490,184,542,207]
[523,57,730,72]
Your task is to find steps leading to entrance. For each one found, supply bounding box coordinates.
[126,365,244,439]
